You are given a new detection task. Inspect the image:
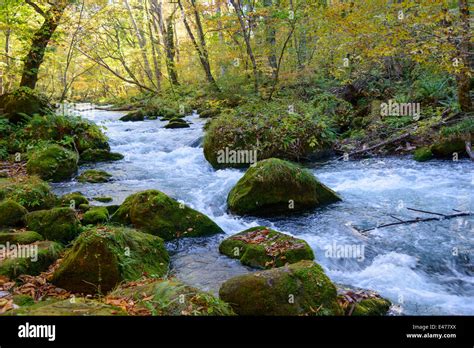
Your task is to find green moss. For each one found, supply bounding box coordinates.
[51,226,169,294]
[430,138,467,158]
[7,298,127,316]
[219,226,314,269]
[79,204,90,212]
[219,260,342,316]
[0,230,43,244]
[12,294,35,307]
[26,144,78,182]
[0,88,52,124]
[26,207,79,243]
[0,200,28,227]
[0,176,57,211]
[227,158,341,216]
[60,192,89,208]
[93,196,113,203]
[109,279,235,316]
[111,190,223,241]
[351,298,392,316]
[0,241,63,279]
[120,109,145,122]
[77,170,112,183]
[82,207,109,225]
[79,149,124,163]
[164,118,190,129]
[413,147,433,162]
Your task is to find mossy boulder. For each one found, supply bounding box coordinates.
[81,207,109,225]
[0,88,52,124]
[0,200,28,227]
[93,196,113,203]
[77,170,112,183]
[0,241,63,279]
[0,176,57,211]
[413,147,433,162]
[51,226,169,294]
[164,118,190,129]
[60,192,89,208]
[351,298,392,316]
[219,260,342,316]
[430,138,467,159]
[120,109,145,122]
[0,230,43,244]
[111,190,223,241]
[26,207,79,243]
[7,298,126,316]
[108,279,235,316]
[227,158,341,216]
[219,226,314,269]
[79,149,124,163]
[26,145,78,182]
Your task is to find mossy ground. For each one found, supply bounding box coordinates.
[227,158,341,216]
[112,190,223,241]
[219,226,314,269]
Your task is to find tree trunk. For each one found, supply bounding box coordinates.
[20,0,69,89]
[263,0,277,78]
[457,0,472,112]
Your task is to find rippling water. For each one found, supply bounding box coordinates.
[52,105,474,315]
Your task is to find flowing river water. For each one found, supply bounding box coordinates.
[52,105,474,315]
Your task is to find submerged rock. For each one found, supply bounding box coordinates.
[79,149,124,163]
[7,298,126,316]
[164,118,190,129]
[0,176,57,211]
[26,207,79,243]
[0,200,28,227]
[93,196,113,203]
[111,190,223,241]
[77,170,112,183]
[227,158,341,216]
[0,241,63,279]
[51,226,169,294]
[219,260,343,316]
[26,144,78,182]
[120,109,145,122]
[108,279,235,316]
[219,226,314,269]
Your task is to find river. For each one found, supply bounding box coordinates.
[52,104,474,315]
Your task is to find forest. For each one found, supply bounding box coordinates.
[0,0,472,318]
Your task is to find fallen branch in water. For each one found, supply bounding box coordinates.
[349,208,473,235]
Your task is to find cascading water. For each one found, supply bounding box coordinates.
[52,105,474,315]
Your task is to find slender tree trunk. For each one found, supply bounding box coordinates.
[178,0,219,90]
[20,0,70,89]
[457,0,472,112]
[146,0,161,90]
[216,0,226,76]
[229,0,259,93]
[264,0,277,78]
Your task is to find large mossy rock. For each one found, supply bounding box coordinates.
[60,192,89,208]
[219,226,314,269]
[26,145,78,182]
[0,88,52,124]
[7,298,127,316]
[79,149,124,163]
[0,241,63,279]
[51,226,169,294]
[0,200,28,227]
[77,170,112,183]
[430,138,467,159]
[219,260,343,316]
[111,190,223,241]
[25,207,79,243]
[108,279,235,316]
[227,158,341,216]
[0,176,57,211]
[0,229,43,244]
